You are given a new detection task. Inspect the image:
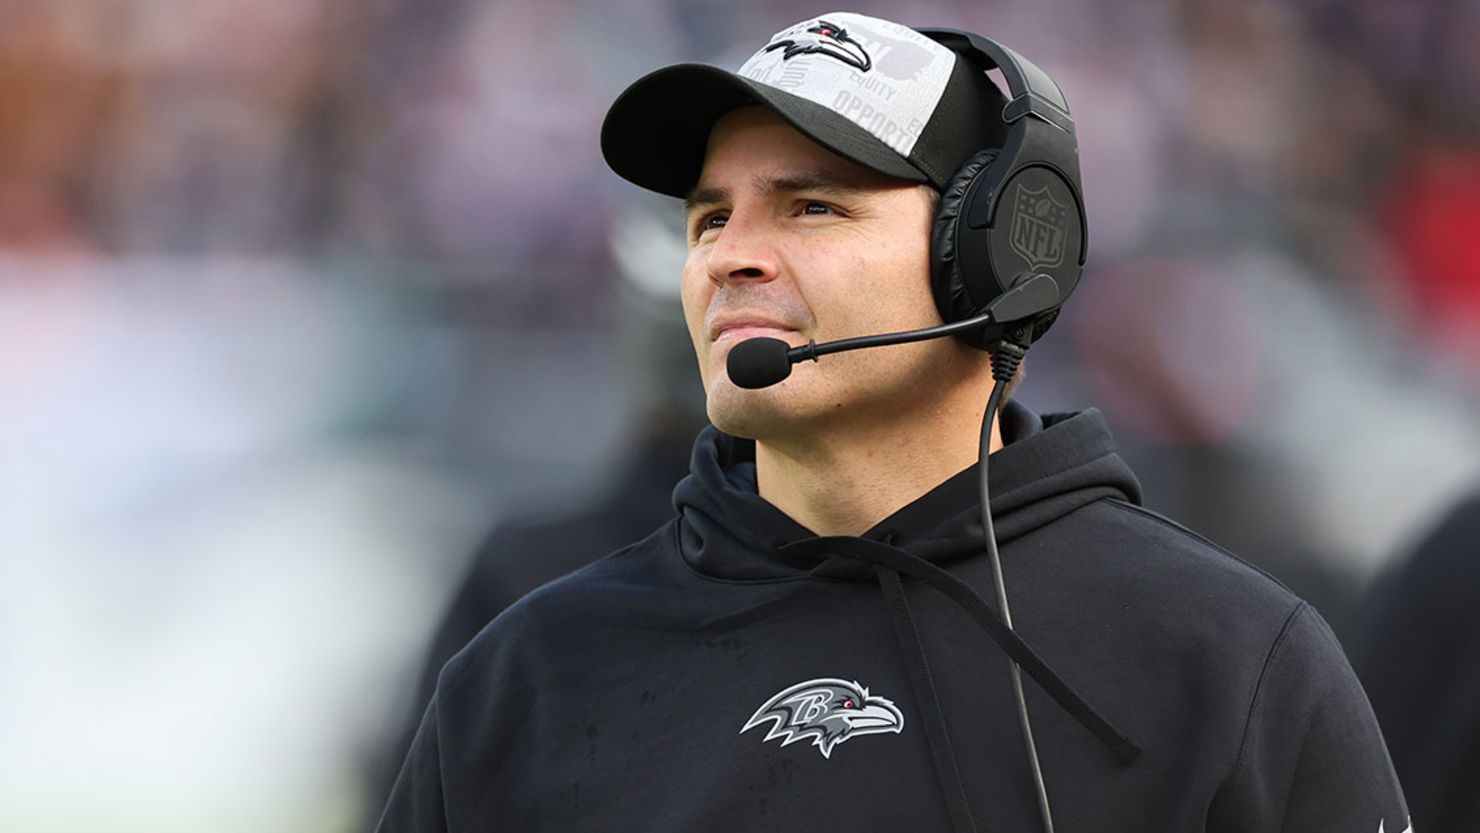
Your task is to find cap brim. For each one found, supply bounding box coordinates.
[601,63,928,199]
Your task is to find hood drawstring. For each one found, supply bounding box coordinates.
[877,564,981,833]
[781,536,1143,775]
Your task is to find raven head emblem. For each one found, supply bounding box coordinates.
[740,678,903,758]
[762,19,873,72]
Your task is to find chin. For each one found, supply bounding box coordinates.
[705,345,970,440]
[704,380,789,440]
[703,367,840,439]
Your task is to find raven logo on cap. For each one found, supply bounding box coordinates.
[763,19,873,72]
[740,678,903,758]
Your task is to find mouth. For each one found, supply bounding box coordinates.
[712,324,797,344]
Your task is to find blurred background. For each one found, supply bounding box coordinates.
[3,0,1478,830]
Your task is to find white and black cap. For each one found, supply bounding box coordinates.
[601,12,1009,198]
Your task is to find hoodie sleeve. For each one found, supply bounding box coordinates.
[1209,603,1410,833]
[375,696,450,833]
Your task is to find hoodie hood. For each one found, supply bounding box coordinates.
[673,400,1142,581]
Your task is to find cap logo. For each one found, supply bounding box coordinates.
[762,19,872,72]
[740,677,903,759]
[1010,183,1070,269]
[737,13,956,159]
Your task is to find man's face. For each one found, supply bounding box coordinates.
[682,106,971,440]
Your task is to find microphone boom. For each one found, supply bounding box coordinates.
[723,273,1059,390]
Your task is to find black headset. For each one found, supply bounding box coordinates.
[919,29,1086,351]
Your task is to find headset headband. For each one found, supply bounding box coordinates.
[918,30,1074,134]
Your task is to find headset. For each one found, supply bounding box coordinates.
[921,28,1086,353]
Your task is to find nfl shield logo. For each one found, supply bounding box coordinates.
[1009,184,1070,269]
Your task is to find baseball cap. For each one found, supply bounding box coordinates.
[601,12,1010,199]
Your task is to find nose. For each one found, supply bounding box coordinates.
[704,211,780,287]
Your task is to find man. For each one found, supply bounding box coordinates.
[379,13,1408,832]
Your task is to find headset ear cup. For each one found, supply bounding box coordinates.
[931,149,1000,349]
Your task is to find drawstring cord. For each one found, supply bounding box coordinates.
[878,566,980,833]
[780,536,1142,766]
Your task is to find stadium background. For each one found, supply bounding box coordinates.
[2,0,1478,830]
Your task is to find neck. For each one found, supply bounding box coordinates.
[754,401,1004,537]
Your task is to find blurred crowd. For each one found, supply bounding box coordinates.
[2,0,1479,831]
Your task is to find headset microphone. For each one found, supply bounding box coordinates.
[725,272,1060,390]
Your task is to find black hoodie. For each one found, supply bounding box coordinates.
[378,403,1408,832]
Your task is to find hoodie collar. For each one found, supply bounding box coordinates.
[673,400,1142,581]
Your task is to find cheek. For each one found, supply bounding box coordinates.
[824,245,935,333]
[679,260,712,361]
[880,231,938,323]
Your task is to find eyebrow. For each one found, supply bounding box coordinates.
[683,170,873,213]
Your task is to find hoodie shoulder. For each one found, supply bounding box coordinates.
[1033,495,1312,688]
[1099,498,1299,599]
[435,522,677,675]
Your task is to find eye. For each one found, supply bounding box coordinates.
[687,211,727,243]
[842,698,856,709]
[689,210,728,239]
[800,201,834,216]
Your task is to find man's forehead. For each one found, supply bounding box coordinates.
[685,167,892,209]
[687,109,917,207]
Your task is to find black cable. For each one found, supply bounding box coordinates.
[981,340,1054,833]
